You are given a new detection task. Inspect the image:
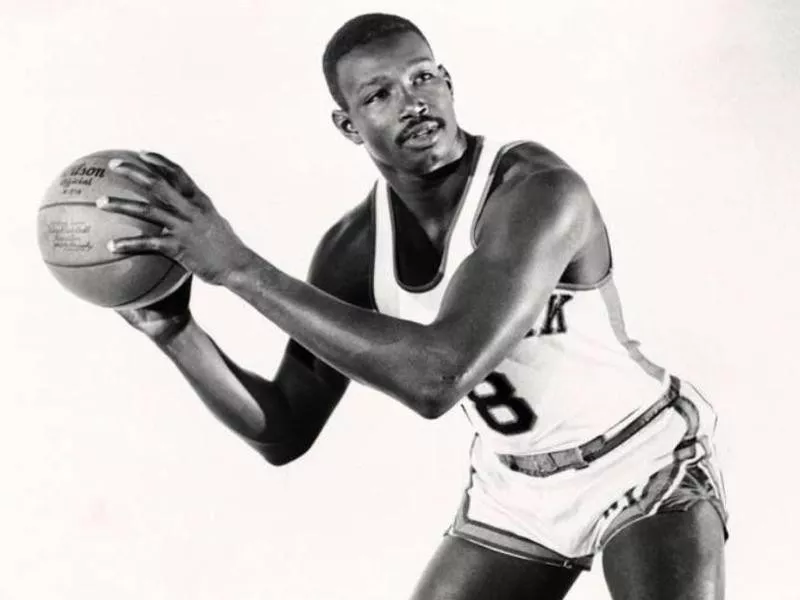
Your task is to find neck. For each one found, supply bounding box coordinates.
[379,130,474,222]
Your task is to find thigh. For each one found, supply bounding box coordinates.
[602,501,725,600]
[410,535,581,600]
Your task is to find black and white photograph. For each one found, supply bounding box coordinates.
[3,1,798,598]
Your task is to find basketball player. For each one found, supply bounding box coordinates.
[98,13,728,599]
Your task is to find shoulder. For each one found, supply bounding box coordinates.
[308,191,376,309]
[477,140,595,244]
[493,140,577,184]
[315,193,373,255]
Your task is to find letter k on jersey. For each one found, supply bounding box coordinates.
[525,293,573,338]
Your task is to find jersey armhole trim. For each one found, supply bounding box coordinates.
[470,139,530,249]
[367,183,379,311]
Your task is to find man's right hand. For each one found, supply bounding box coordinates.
[117,276,193,344]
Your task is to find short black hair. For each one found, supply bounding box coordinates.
[323,13,430,109]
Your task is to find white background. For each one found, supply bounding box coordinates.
[2,0,798,598]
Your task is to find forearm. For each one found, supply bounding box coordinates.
[155,317,304,461]
[225,253,460,416]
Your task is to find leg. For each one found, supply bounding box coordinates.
[602,501,725,600]
[410,535,581,600]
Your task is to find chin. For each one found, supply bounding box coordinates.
[406,148,445,174]
[422,130,462,170]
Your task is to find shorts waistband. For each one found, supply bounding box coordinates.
[498,375,682,478]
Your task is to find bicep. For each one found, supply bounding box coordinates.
[430,170,594,386]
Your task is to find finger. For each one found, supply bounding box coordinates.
[138,151,197,197]
[138,150,181,173]
[107,234,177,256]
[137,151,185,192]
[109,159,196,214]
[108,158,159,189]
[96,195,182,227]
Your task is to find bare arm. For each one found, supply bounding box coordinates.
[225,169,595,418]
[155,324,348,465]
[103,153,595,421]
[125,209,372,465]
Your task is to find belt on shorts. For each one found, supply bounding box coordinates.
[497,375,681,478]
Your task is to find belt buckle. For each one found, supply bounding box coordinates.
[558,447,590,471]
[502,447,591,477]
[537,448,590,476]
[572,448,590,470]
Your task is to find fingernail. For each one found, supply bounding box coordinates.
[139,150,163,164]
[106,240,117,252]
[96,196,108,208]
[108,158,123,169]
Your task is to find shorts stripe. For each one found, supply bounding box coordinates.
[695,459,728,510]
[598,389,726,547]
[647,456,696,516]
[647,395,702,515]
[448,469,593,570]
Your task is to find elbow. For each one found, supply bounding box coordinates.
[415,398,448,420]
[261,453,297,467]
[390,336,473,420]
[404,371,465,420]
[261,445,308,466]
[250,436,315,466]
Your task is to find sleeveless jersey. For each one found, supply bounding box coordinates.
[372,137,670,455]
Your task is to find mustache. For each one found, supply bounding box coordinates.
[397,117,445,143]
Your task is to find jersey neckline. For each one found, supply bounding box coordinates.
[385,135,485,294]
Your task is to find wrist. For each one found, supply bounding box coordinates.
[222,249,283,297]
[151,313,195,351]
[221,246,263,291]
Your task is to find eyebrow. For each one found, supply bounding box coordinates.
[357,75,389,94]
[356,57,435,93]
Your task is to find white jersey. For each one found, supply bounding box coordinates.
[372,137,670,456]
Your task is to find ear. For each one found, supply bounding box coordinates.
[438,65,453,96]
[331,109,363,145]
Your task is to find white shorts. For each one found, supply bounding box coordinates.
[447,376,728,570]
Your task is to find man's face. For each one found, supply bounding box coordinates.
[333,32,461,174]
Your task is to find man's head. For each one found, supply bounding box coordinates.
[322,13,463,175]
[323,14,429,110]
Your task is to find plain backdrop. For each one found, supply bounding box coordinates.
[2,0,799,598]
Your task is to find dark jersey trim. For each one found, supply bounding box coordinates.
[468,141,614,291]
[366,185,379,311]
[389,135,485,293]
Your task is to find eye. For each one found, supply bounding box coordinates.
[415,71,435,84]
[364,88,390,106]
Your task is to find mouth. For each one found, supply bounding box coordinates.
[399,119,444,147]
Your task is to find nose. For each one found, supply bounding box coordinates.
[400,87,429,119]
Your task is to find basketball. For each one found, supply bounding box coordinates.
[37,150,189,309]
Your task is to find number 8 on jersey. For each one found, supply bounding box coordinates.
[467,372,536,435]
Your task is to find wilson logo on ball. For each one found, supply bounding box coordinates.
[63,163,107,179]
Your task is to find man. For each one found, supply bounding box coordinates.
[98,13,728,599]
